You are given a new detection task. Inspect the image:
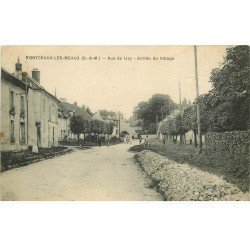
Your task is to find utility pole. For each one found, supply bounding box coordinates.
[179,81,182,113]
[156,114,158,133]
[169,99,171,116]
[194,45,202,153]
[118,112,121,138]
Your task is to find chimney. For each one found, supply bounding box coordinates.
[15,57,22,72]
[32,68,40,83]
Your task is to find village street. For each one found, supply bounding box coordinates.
[0,142,163,201]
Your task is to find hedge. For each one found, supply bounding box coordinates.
[205,130,249,157]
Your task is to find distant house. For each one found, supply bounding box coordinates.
[92,110,139,138]
[92,110,118,136]
[58,100,91,139]
[58,107,71,141]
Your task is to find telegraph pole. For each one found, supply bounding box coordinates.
[156,114,159,133]
[179,81,182,113]
[118,112,121,138]
[194,46,202,153]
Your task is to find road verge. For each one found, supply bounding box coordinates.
[1,147,77,172]
[135,150,249,201]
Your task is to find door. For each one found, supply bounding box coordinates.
[37,126,41,147]
[52,127,55,146]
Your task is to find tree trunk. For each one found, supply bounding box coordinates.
[193,130,197,147]
[180,134,183,145]
[77,134,80,142]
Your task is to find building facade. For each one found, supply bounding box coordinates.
[1,59,61,151]
[58,108,70,141]
[1,68,28,151]
[27,77,60,148]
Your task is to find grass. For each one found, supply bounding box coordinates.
[130,139,249,192]
[1,146,72,172]
[59,137,122,147]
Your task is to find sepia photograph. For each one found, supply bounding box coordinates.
[0,45,249,201]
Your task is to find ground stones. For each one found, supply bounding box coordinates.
[136,150,249,201]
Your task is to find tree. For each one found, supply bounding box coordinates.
[104,122,114,135]
[99,110,110,118]
[208,45,249,131]
[173,114,188,144]
[85,107,93,116]
[99,110,116,118]
[120,131,129,137]
[181,98,188,110]
[70,115,85,141]
[182,105,198,146]
[134,93,178,133]
[81,118,89,139]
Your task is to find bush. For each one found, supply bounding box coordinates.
[205,131,249,156]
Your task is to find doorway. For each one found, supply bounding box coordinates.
[37,126,41,147]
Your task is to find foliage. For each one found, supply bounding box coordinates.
[205,131,249,156]
[207,45,249,131]
[91,119,105,134]
[182,105,197,132]
[99,110,116,118]
[120,130,129,137]
[160,114,187,137]
[134,93,178,133]
[70,115,85,139]
[104,122,114,135]
[159,46,249,136]
[85,107,93,116]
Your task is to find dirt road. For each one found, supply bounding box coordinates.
[0,142,162,201]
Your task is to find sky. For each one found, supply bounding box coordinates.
[1,45,228,119]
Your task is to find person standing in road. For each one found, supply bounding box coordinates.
[105,134,108,146]
[144,135,149,148]
[107,134,110,146]
[97,134,101,147]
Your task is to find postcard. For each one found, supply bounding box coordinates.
[1,45,249,201]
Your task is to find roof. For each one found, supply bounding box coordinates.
[1,67,60,103]
[59,102,91,119]
[1,68,29,91]
[92,111,105,121]
[27,76,60,103]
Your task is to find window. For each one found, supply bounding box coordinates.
[20,95,24,109]
[49,105,52,120]
[20,122,25,143]
[10,90,14,107]
[20,95,25,116]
